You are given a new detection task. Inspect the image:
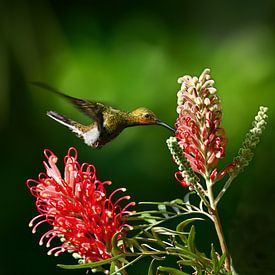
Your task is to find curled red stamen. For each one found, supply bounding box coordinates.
[26,147,134,263]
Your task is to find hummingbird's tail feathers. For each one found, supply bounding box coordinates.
[47,111,100,147]
[47,111,83,137]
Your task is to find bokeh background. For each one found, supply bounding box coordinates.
[1,0,275,274]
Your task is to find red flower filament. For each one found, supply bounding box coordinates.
[27,147,135,263]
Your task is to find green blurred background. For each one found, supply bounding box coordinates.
[1,0,275,274]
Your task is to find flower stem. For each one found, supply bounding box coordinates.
[206,178,231,272]
[211,209,231,271]
[215,174,236,205]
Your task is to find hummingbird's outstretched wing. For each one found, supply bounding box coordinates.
[30,81,105,132]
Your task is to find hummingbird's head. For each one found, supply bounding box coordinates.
[130,107,175,132]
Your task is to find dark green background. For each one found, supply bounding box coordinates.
[1,1,275,274]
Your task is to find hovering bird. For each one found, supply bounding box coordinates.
[32,82,175,148]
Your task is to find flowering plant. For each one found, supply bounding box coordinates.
[27,147,135,273]
[27,68,268,274]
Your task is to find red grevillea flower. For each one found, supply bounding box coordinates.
[27,147,135,263]
[175,69,234,184]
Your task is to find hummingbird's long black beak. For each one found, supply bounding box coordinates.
[156,119,175,133]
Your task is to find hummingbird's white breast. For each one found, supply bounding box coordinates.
[82,127,100,146]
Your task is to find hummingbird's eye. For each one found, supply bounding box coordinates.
[144,113,151,119]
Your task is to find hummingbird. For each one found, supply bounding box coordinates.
[32,82,175,148]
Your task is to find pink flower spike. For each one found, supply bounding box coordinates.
[26,147,134,264]
[175,68,227,180]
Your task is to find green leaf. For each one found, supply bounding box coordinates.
[141,215,167,222]
[211,244,219,272]
[148,259,156,275]
[158,204,170,218]
[210,245,227,274]
[111,232,125,256]
[170,198,185,205]
[157,266,189,275]
[176,218,203,244]
[110,262,127,275]
[110,261,116,274]
[110,255,143,275]
[187,225,196,253]
[57,254,124,269]
[158,204,167,212]
[126,238,143,253]
[167,246,197,260]
[153,226,187,236]
[150,229,167,249]
[217,253,227,272]
[176,259,196,266]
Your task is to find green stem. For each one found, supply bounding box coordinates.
[215,175,236,205]
[206,177,231,272]
[192,183,211,208]
[110,255,143,275]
